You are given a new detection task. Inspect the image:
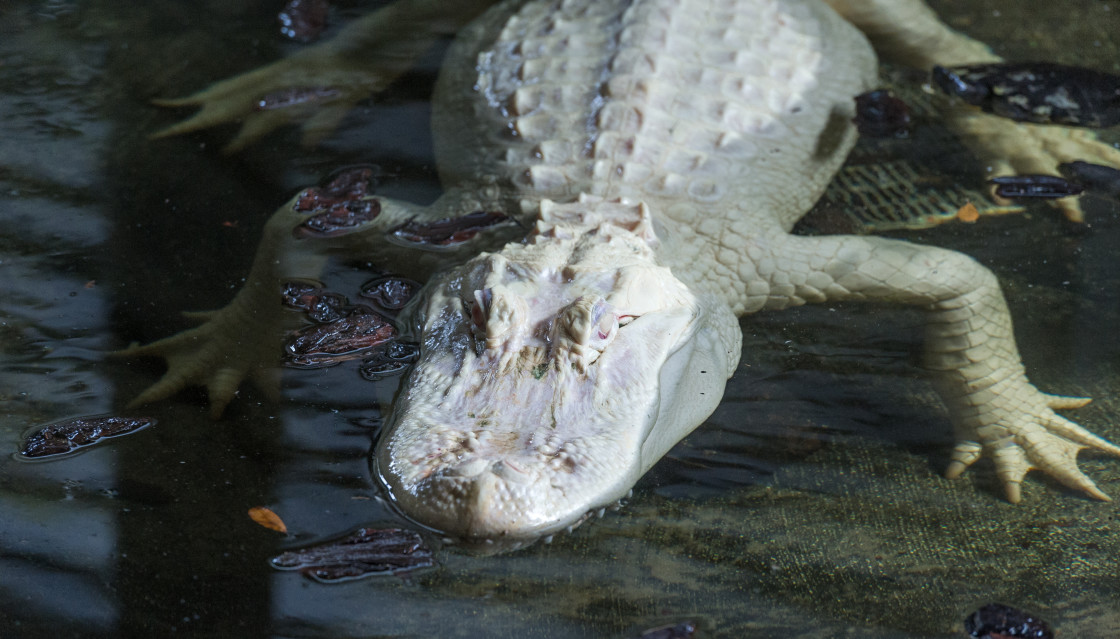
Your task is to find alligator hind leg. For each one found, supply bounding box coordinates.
[116,184,519,417]
[757,232,1120,502]
[828,0,1120,222]
[151,0,496,152]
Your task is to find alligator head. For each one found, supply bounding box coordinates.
[375,197,735,549]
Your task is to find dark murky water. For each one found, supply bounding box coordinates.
[3,1,1120,637]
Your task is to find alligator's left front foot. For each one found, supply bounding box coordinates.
[114,298,290,418]
[943,378,1120,503]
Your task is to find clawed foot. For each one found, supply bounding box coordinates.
[945,109,1120,222]
[944,387,1120,503]
[151,52,384,153]
[114,305,291,418]
[148,0,475,153]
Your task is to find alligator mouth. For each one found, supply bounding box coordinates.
[370,475,632,556]
[372,336,658,545]
[382,488,632,555]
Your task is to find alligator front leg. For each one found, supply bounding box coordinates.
[753,232,1120,502]
[829,0,1120,222]
[117,184,519,417]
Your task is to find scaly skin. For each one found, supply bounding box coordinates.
[127,0,1120,545]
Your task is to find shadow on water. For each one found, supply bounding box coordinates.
[3,0,1120,637]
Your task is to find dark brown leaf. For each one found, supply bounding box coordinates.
[390,210,509,246]
[964,603,1053,639]
[271,528,434,582]
[284,306,396,368]
[20,416,154,459]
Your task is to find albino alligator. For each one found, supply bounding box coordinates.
[126,0,1120,546]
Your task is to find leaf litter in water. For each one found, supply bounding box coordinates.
[271,528,434,582]
[19,416,154,459]
[248,507,288,534]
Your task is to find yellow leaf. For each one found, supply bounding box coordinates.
[956,201,980,223]
[248,506,288,533]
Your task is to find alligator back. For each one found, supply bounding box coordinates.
[431,0,878,232]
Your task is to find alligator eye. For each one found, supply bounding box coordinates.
[596,312,614,340]
[586,299,619,352]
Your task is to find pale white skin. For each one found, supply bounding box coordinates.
[127,0,1120,546]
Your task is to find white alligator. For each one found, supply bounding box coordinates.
[126,0,1120,547]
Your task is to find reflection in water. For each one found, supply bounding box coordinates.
[3,0,1120,637]
[0,5,121,635]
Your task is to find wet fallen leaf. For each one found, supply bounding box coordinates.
[271,527,434,582]
[283,305,396,368]
[248,506,288,533]
[957,201,980,223]
[964,603,1053,639]
[390,210,509,245]
[20,416,154,459]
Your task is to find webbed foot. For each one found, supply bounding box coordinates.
[149,0,495,153]
[151,54,382,153]
[114,303,291,418]
[943,382,1120,503]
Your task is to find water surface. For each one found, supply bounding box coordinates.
[3,1,1120,636]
